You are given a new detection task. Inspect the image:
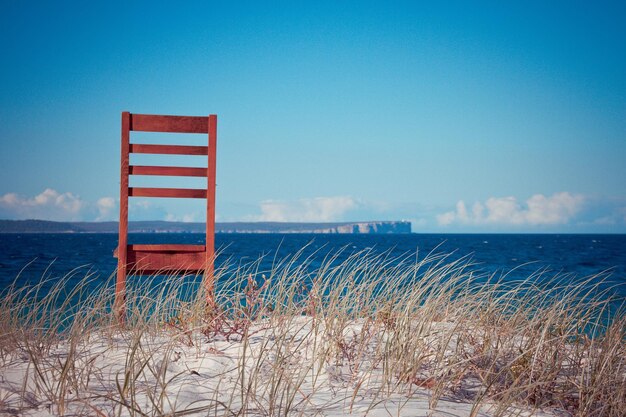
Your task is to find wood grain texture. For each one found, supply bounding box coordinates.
[129,165,208,177]
[129,187,207,198]
[115,111,131,319]
[126,248,208,274]
[129,144,209,155]
[129,244,206,252]
[130,114,209,133]
[205,115,218,299]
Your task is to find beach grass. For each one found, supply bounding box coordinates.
[0,248,624,416]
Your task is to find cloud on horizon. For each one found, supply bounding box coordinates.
[0,188,90,221]
[436,192,586,227]
[0,189,206,223]
[2,189,624,232]
[0,189,122,222]
[252,196,359,222]
[96,197,116,221]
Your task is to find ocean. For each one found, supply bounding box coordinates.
[1,233,625,302]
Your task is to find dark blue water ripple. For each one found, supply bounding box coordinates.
[1,233,625,301]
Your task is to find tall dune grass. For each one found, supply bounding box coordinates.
[0,248,624,416]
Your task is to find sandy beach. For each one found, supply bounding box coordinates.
[1,250,623,416]
[1,317,566,417]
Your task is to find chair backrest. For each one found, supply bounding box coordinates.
[115,112,217,310]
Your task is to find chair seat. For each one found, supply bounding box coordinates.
[114,244,208,274]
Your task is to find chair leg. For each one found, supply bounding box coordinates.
[114,265,126,324]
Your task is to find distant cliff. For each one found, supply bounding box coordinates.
[215,221,411,234]
[0,220,412,234]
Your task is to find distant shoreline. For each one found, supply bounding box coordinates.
[0,219,412,234]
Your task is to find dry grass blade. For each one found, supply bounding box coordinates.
[0,248,623,416]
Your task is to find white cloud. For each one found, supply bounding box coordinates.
[0,189,122,221]
[96,197,117,221]
[436,211,456,226]
[437,192,585,227]
[0,188,88,221]
[165,212,201,223]
[253,196,359,222]
[0,189,213,222]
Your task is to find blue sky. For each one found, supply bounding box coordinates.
[1,1,625,232]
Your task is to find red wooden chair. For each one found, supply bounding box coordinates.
[114,112,217,316]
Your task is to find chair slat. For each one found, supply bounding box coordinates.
[130,166,207,177]
[130,114,209,133]
[129,187,207,198]
[129,244,205,252]
[130,144,209,155]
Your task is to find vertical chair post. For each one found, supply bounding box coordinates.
[205,115,217,304]
[115,111,131,320]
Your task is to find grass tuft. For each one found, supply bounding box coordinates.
[0,248,624,416]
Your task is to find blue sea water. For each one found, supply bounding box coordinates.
[1,233,625,303]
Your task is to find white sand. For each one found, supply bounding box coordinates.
[0,317,563,416]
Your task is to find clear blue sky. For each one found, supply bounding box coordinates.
[1,1,625,232]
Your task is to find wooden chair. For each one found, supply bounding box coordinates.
[114,112,217,315]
